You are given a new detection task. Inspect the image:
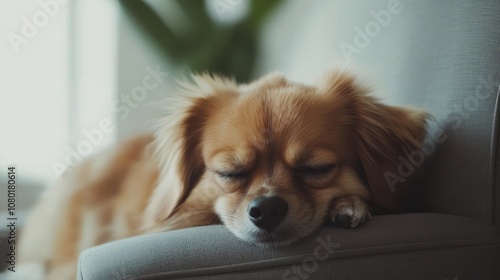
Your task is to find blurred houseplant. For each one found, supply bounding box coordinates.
[119,0,282,82]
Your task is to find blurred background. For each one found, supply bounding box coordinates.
[0,0,440,217]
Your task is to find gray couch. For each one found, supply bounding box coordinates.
[77,1,500,279]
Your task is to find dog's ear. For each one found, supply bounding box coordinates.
[321,71,429,213]
[144,74,238,227]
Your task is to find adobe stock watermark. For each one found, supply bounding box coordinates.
[51,65,169,178]
[384,73,500,191]
[282,235,340,280]
[340,0,403,63]
[7,0,69,54]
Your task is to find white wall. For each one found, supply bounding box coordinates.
[0,0,71,211]
[115,7,174,140]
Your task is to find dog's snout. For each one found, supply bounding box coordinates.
[248,196,288,231]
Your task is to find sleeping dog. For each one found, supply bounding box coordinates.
[18,71,428,279]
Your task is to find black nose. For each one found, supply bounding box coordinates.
[248,196,288,231]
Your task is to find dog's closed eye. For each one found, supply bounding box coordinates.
[215,170,249,180]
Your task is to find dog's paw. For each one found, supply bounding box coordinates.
[329,196,371,228]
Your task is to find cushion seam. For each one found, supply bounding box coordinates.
[174,243,500,279]
[132,238,500,279]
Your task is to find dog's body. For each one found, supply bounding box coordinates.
[18,71,428,279]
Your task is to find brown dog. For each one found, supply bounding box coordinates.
[18,71,428,279]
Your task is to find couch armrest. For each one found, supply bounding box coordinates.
[77,213,500,280]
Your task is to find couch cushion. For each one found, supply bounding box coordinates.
[77,213,500,280]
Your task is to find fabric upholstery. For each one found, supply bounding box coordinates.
[77,213,500,280]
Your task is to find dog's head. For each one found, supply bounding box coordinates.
[145,71,428,246]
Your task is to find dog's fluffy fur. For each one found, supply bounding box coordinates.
[18,71,428,279]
